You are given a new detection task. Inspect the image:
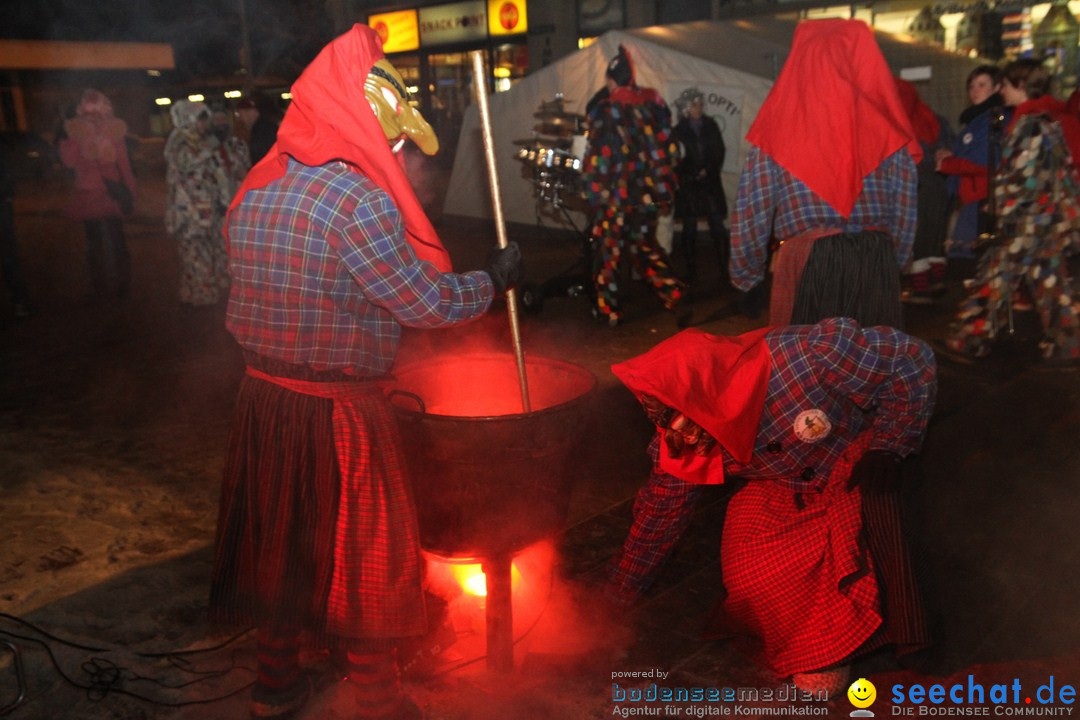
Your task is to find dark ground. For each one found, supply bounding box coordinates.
[1,146,1079,719]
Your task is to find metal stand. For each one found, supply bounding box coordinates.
[514,195,596,316]
[482,554,514,672]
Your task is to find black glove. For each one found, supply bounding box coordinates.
[484,242,524,295]
[846,449,903,494]
[737,282,764,319]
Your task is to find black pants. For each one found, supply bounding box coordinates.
[678,212,729,280]
[84,217,130,299]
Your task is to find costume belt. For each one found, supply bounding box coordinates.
[245,366,386,399]
[772,225,887,255]
[768,226,888,276]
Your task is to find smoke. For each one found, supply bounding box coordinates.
[401,145,445,219]
[421,540,634,683]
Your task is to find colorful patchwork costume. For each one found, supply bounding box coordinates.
[582,45,683,326]
[947,93,1080,361]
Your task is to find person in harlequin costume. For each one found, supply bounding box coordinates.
[605,318,937,694]
[582,44,685,327]
[942,58,1080,367]
[209,24,523,720]
[728,19,919,328]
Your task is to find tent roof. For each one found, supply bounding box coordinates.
[621,20,790,81]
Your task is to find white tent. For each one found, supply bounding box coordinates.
[443,17,983,229]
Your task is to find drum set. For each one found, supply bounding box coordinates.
[512,94,596,314]
[514,94,587,210]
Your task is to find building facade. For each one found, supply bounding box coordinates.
[343,0,1080,137]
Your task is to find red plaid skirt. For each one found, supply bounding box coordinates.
[769,232,823,326]
[210,360,426,641]
[709,433,880,676]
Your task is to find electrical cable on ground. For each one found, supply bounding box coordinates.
[0,612,256,714]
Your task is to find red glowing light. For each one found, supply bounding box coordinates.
[391,354,594,418]
[447,561,521,597]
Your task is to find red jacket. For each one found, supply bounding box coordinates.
[937,154,987,205]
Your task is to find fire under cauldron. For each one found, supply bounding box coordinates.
[389,353,596,670]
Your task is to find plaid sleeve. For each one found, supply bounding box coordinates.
[808,318,937,456]
[729,146,775,292]
[335,190,492,328]
[605,435,705,605]
[889,150,918,267]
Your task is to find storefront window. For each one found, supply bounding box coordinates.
[391,55,422,103]
[492,43,528,92]
[427,51,473,153]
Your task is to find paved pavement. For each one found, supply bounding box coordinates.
[2,155,1079,719]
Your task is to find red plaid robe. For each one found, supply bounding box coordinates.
[608,319,936,675]
[210,362,425,640]
[712,432,878,676]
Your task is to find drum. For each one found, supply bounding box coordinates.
[570,134,587,165]
[537,146,579,173]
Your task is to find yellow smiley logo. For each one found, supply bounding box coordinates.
[848,678,877,708]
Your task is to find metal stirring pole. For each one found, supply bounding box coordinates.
[470,50,531,412]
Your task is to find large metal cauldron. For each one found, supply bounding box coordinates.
[389,353,596,559]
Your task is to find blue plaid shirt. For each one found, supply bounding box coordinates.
[226,159,492,375]
[723,318,936,492]
[729,146,917,292]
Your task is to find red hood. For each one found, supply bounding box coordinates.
[746,19,921,218]
[895,77,940,146]
[611,327,773,484]
[227,23,451,272]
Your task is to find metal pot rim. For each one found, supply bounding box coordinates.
[389,352,597,421]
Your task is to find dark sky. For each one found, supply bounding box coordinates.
[4,0,334,80]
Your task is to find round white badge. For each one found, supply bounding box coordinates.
[963,132,974,145]
[794,409,832,443]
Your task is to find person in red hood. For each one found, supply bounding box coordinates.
[209,24,522,720]
[605,318,936,694]
[728,19,920,328]
[941,58,1080,367]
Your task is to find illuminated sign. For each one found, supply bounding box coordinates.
[489,0,527,35]
[419,1,487,45]
[368,9,420,53]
